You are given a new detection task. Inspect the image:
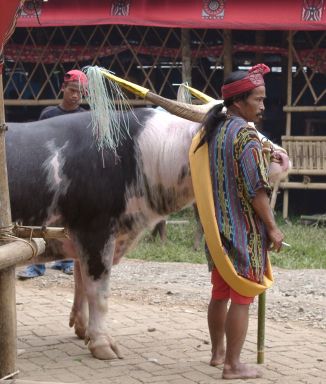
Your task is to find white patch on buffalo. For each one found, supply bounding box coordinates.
[136,110,198,210]
[45,213,62,226]
[43,140,71,219]
[50,152,61,185]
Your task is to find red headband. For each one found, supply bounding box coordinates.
[221,64,270,100]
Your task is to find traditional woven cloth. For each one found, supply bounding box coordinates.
[207,116,271,283]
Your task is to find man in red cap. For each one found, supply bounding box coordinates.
[38,69,88,119]
[196,64,284,379]
[17,69,88,279]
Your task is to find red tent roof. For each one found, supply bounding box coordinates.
[16,0,326,31]
[0,0,22,56]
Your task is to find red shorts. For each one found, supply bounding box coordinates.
[211,268,254,305]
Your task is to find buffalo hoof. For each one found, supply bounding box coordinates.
[86,334,123,360]
[69,311,87,340]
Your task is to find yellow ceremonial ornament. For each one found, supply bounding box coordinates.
[189,131,274,297]
[181,84,215,103]
[99,69,150,98]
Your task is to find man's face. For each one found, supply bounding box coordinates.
[62,82,83,108]
[236,86,266,124]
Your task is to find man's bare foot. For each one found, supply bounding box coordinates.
[222,363,262,380]
[210,349,225,366]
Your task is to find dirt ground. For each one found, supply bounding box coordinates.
[17,259,326,330]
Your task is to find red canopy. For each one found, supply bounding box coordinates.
[0,0,22,60]
[16,0,326,31]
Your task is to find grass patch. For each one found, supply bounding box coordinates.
[270,215,326,269]
[127,208,326,269]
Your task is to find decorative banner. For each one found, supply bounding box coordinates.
[20,0,42,19]
[302,0,324,22]
[15,0,326,30]
[4,43,326,74]
[202,0,226,20]
[111,0,131,16]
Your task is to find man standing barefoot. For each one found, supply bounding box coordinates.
[197,64,284,379]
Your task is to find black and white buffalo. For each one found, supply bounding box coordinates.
[7,99,288,359]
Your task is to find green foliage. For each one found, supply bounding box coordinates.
[127,208,326,269]
[127,208,206,264]
[270,214,326,269]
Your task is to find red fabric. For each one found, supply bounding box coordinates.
[0,0,22,73]
[16,0,326,31]
[211,268,255,304]
[221,64,270,100]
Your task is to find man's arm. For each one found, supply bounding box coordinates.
[251,188,284,252]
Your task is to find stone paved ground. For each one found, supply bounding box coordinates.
[13,260,326,384]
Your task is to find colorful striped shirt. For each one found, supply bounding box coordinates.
[207,116,271,283]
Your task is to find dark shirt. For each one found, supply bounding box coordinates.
[39,105,86,120]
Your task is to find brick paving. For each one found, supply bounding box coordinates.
[13,273,326,384]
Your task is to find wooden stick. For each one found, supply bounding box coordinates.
[0,239,45,270]
[257,179,279,364]
[283,105,326,112]
[280,182,326,190]
[12,225,68,239]
[257,291,266,364]
[285,31,293,135]
[0,71,17,378]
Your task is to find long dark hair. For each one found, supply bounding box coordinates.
[195,70,252,152]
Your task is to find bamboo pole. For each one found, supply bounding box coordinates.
[283,105,326,112]
[280,182,326,189]
[0,71,16,377]
[181,29,192,85]
[255,31,265,64]
[4,99,153,106]
[282,31,293,219]
[285,31,293,136]
[287,170,326,176]
[0,238,45,270]
[223,30,232,79]
[13,225,67,239]
[257,175,280,364]
[257,290,266,363]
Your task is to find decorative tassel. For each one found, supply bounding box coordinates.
[83,66,134,153]
[176,82,193,104]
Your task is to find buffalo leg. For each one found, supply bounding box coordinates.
[69,259,89,339]
[78,239,122,360]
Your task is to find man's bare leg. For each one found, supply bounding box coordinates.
[222,302,261,379]
[207,298,227,366]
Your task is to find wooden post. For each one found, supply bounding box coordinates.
[223,30,232,80]
[0,72,17,378]
[282,31,293,219]
[257,178,279,364]
[285,31,293,136]
[181,29,192,85]
[257,291,266,364]
[255,31,265,64]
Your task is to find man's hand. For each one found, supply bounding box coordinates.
[251,188,284,252]
[266,226,284,252]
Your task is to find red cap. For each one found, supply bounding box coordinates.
[64,69,88,86]
[221,64,270,100]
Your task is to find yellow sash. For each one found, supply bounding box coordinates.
[189,131,273,297]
